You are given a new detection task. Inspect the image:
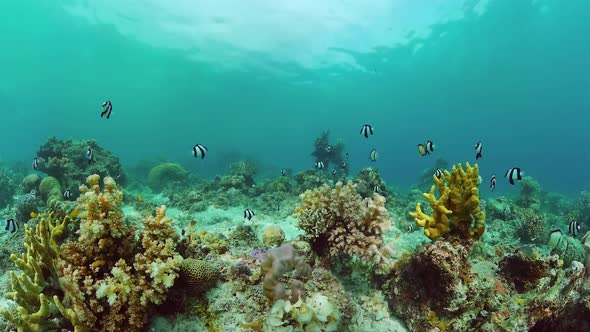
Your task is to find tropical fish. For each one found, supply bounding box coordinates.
[86,147,95,164]
[346,153,349,159]
[475,141,483,160]
[369,149,378,162]
[505,167,522,185]
[30,211,38,218]
[69,209,80,218]
[502,207,507,219]
[63,190,72,199]
[332,169,337,176]
[244,208,255,221]
[32,158,39,171]
[341,161,347,168]
[137,194,143,202]
[407,223,415,232]
[315,161,325,169]
[425,140,435,154]
[101,101,113,119]
[360,124,374,138]
[192,144,208,159]
[490,175,496,192]
[434,169,443,179]
[281,169,286,176]
[4,219,18,233]
[568,220,580,238]
[325,145,331,152]
[373,185,380,193]
[417,144,428,156]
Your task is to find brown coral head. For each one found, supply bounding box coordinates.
[261,244,312,303]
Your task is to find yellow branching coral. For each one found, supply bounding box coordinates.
[410,163,485,242]
[56,175,182,332]
[294,182,393,268]
[0,212,70,332]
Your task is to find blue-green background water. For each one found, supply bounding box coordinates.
[1,0,588,194]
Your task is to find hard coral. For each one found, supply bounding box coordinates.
[57,175,182,332]
[39,176,63,208]
[498,250,557,293]
[410,162,485,243]
[179,258,219,294]
[294,182,393,267]
[0,168,16,208]
[261,244,312,304]
[147,163,188,192]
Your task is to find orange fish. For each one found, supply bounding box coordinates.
[137,194,143,202]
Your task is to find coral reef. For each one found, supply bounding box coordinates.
[261,244,312,304]
[515,208,548,244]
[295,182,393,271]
[178,258,219,294]
[353,167,389,198]
[39,176,62,208]
[416,158,449,191]
[517,176,543,209]
[582,231,590,268]
[0,168,17,208]
[262,224,285,247]
[36,137,125,190]
[294,169,331,192]
[14,192,42,224]
[0,212,70,332]
[262,293,341,332]
[147,162,188,191]
[179,230,229,259]
[548,230,585,267]
[310,131,346,174]
[409,162,485,244]
[228,160,257,186]
[498,250,557,293]
[21,174,41,193]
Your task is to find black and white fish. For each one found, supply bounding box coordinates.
[332,169,337,176]
[568,220,581,238]
[32,158,39,171]
[281,169,286,176]
[4,219,18,234]
[475,141,483,160]
[505,167,522,185]
[360,124,374,138]
[244,208,255,221]
[192,144,208,159]
[315,161,325,169]
[346,153,349,159]
[63,190,72,199]
[325,145,331,152]
[101,101,113,119]
[407,223,415,232]
[86,147,95,164]
[548,229,563,249]
[341,161,347,168]
[434,169,443,179]
[425,140,435,154]
[490,175,496,192]
[374,185,380,193]
[417,144,427,156]
[370,149,378,162]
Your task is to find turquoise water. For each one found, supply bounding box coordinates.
[1,0,589,193]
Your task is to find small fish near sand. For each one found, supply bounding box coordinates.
[193,144,208,159]
[360,124,374,138]
[101,101,113,119]
[4,219,18,233]
[244,208,255,221]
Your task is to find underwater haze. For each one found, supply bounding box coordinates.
[1,0,589,193]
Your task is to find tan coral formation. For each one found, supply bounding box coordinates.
[410,162,485,242]
[294,182,393,268]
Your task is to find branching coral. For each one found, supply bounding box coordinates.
[409,162,485,243]
[0,212,70,332]
[55,175,182,332]
[294,182,393,269]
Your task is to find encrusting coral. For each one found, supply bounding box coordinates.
[0,212,70,332]
[39,176,63,208]
[295,182,393,271]
[178,258,219,294]
[410,162,485,243]
[147,162,188,191]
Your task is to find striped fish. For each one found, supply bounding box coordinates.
[193,144,208,159]
[568,220,581,238]
[244,208,255,221]
[360,124,374,138]
[370,149,378,162]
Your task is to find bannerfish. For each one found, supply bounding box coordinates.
[568,220,580,238]
[360,124,374,138]
[101,101,113,119]
[490,175,496,192]
[281,169,286,176]
[193,144,208,159]
[32,158,39,171]
[374,185,380,193]
[407,224,415,232]
[86,147,95,164]
[244,208,255,221]
[370,149,378,162]
[315,161,325,169]
[332,169,337,176]
[475,141,483,160]
[505,167,522,185]
[325,145,331,152]
[63,190,72,199]
[341,161,347,168]
[418,144,428,157]
[4,219,18,234]
[425,140,435,154]
[434,169,443,179]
